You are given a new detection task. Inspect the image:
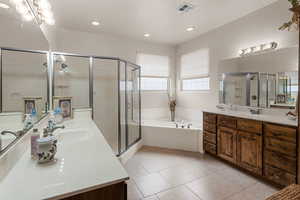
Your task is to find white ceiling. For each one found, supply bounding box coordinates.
[2,0,279,45]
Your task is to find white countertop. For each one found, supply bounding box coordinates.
[0,115,129,200]
[203,108,298,127]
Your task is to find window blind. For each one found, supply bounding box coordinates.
[137,53,169,77]
[180,49,209,79]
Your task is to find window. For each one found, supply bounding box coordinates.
[180,49,210,91]
[141,77,168,91]
[137,53,169,91]
[182,78,210,91]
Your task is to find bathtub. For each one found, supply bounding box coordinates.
[142,120,203,153]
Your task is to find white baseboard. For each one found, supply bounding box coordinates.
[119,139,143,164]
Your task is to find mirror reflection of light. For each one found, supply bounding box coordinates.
[222,73,226,80]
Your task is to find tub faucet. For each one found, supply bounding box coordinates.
[187,123,192,129]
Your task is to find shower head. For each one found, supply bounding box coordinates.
[54,55,66,63]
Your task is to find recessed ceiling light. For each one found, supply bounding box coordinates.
[144,33,150,37]
[0,2,10,9]
[91,21,100,26]
[186,26,195,32]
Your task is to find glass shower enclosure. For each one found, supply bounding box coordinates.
[52,52,141,156]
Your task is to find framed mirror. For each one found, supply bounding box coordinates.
[218,47,298,109]
[0,0,49,153]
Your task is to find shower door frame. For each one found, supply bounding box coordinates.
[51,52,142,156]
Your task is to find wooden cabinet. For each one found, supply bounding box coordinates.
[217,126,237,164]
[203,112,217,155]
[217,115,236,129]
[237,131,262,174]
[203,112,297,187]
[264,123,297,186]
[62,182,127,200]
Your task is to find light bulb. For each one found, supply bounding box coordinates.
[45,17,55,25]
[11,0,23,4]
[42,10,53,18]
[23,12,33,21]
[16,3,27,14]
[38,0,51,10]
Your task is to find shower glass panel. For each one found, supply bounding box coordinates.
[93,58,119,154]
[53,54,90,109]
[126,63,141,147]
[119,61,127,154]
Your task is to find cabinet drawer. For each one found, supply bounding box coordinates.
[264,150,296,174]
[218,115,236,129]
[264,165,296,186]
[237,119,262,134]
[204,122,216,133]
[204,142,216,155]
[265,137,296,157]
[265,124,296,143]
[204,131,216,144]
[203,113,217,124]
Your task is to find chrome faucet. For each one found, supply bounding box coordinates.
[43,120,65,136]
[1,130,25,138]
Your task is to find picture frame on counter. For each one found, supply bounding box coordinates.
[23,97,43,120]
[53,96,73,119]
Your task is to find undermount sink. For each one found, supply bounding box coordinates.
[1,134,16,150]
[55,129,89,145]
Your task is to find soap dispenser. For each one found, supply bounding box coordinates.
[31,108,38,124]
[31,128,40,159]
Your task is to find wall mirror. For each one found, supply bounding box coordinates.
[218,47,298,109]
[0,0,49,153]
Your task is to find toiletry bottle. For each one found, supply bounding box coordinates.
[31,128,40,159]
[24,114,33,130]
[31,108,38,124]
[54,107,63,124]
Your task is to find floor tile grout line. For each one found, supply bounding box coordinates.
[183,184,203,200]
[136,171,215,198]
[220,181,260,200]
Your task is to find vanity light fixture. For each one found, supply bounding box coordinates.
[11,0,55,25]
[0,2,10,9]
[239,42,278,56]
[144,33,150,37]
[186,26,195,32]
[91,21,100,26]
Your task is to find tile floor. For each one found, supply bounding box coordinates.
[124,146,279,200]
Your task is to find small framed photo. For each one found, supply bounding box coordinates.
[23,97,43,119]
[53,97,73,119]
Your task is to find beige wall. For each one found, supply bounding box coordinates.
[175,0,298,122]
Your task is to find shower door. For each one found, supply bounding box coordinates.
[126,63,141,147]
[93,58,119,154]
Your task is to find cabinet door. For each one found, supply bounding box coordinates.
[237,131,262,175]
[217,127,237,164]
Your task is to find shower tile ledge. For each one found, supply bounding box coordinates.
[0,110,129,200]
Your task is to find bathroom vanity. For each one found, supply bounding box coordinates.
[0,110,129,200]
[203,111,298,187]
